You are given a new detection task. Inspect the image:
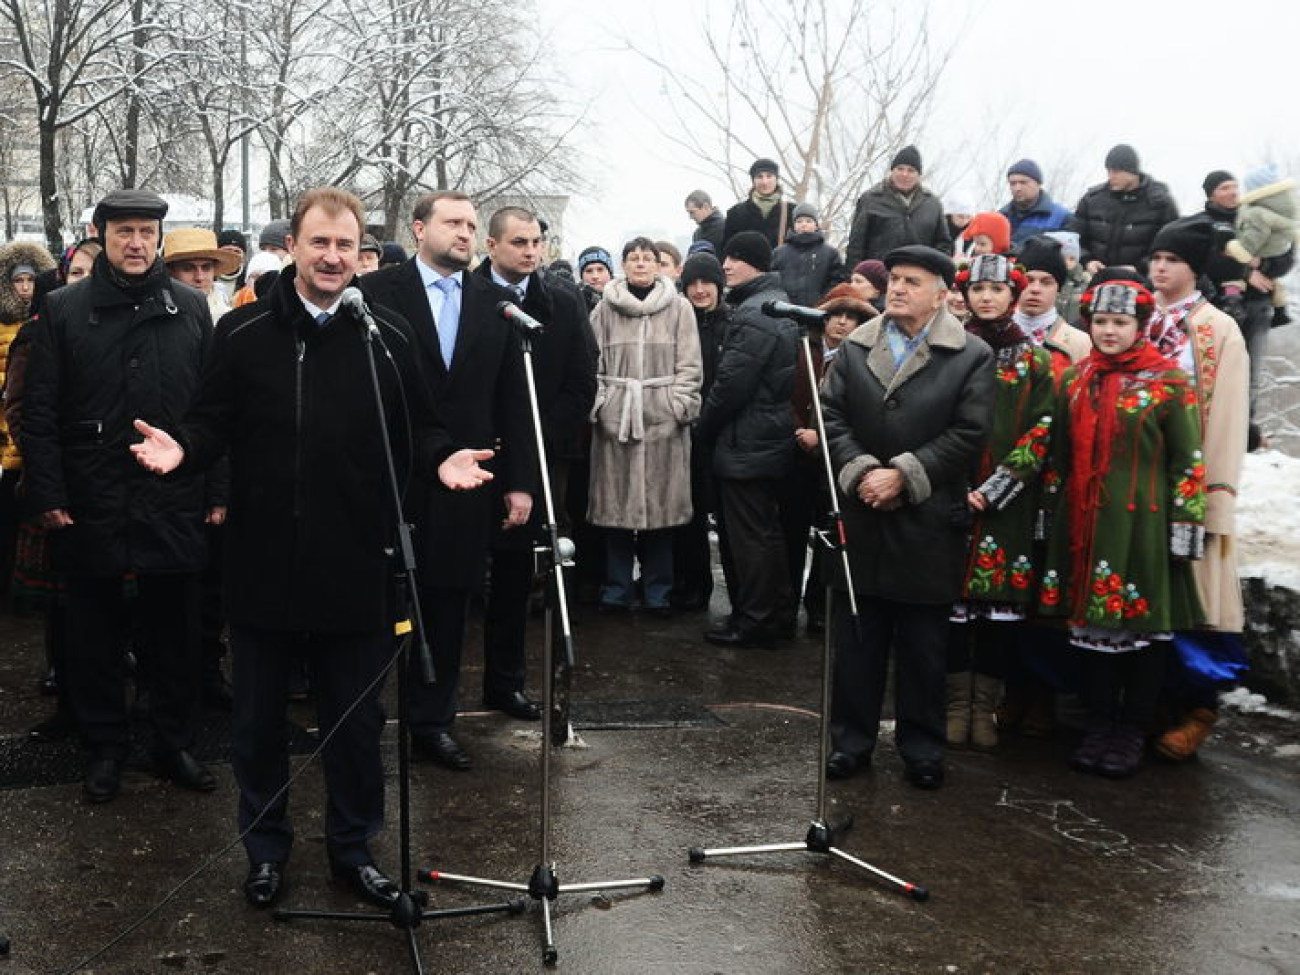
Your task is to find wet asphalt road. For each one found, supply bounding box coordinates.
[0,599,1297,975]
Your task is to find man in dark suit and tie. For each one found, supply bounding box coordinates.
[363,191,535,771]
[475,207,597,722]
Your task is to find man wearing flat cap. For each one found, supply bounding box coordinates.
[23,189,220,804]
[722,157,797,249]
[819,244,994,789]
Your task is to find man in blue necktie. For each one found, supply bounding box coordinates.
[363,191,535,771]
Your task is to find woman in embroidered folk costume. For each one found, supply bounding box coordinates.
[945,254,1055,750]
[1037,272,1206,778]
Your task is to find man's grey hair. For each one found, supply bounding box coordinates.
[684,190,712,209]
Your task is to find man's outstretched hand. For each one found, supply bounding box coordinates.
[439,448,495,491]
[130,418,184,474]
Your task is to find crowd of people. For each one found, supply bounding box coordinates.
[0,141,1291,909]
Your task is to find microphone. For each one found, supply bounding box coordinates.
[761,299,826,323]
[340,286,377,334]
[496,299,545,332]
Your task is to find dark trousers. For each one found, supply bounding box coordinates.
[777,465,819,621]
[230,625,390,867]
[830,592,948,766]
[947,619,1013,678]
[717,477,790,631]
[65,573,200,760]
[1080,643,1168,732]
[408,586,470,733]
[484,548,534,700]
[200,524,226,688]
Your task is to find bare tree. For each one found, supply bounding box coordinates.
[300,0,585,236]
[631,0,951,242]
[0,0,162,250]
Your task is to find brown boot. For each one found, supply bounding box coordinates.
[946,672,972,748]
[1155,707,1218,761]
[970,674,1003,751]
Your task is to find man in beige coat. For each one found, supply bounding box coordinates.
[1147,216,1249,760]
[588,237,702,612]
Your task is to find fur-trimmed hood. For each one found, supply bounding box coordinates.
[1241,177,1296,219]
[0,241,57,322]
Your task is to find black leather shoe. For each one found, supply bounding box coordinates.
[412,730,472,771]
[904,761,945,790]
[331,861,400,908]
[825,751,864,780]
[703,626,775,649]
[483,690,541,721]
[28,711,77,743]
[84,757,122,804]
[243,861,284,908]
[154,749,217,792]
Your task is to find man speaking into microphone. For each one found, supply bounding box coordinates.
[131,187,495,909]
[696,231,799,648]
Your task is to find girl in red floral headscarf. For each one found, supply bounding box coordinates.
[1036,270,1206,779]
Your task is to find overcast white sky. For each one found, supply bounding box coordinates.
[536,0,1297,264]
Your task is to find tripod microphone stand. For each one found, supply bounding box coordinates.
[418,301,664,966]
[271,303,525,974]
[688,314,929,902]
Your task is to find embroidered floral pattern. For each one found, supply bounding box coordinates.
[967,535,1007,595]
[1083,560,1151,625]
[1039,569,1061,607]
[1003,415,1052,471]
[996,349,1034,385]
[1009,554,1034,591]
[1171,449,1207,521]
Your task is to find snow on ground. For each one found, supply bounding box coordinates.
[1235,449,1300,591]
[1219,685,1296,720]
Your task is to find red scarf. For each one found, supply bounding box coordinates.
[1065,338,1173,608]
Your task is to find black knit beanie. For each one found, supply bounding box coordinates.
[1017,235,1068,287]
[680,253,725,291]
[1149,216,1215,276]
[1201,170,1235,198]
[1104,144,1140,175]
[722,231,773,272]
[890,145,922,173]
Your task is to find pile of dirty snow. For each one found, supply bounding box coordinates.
[1235,450,1300,592]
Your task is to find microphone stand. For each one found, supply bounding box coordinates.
[418,307,664,966]
[271,310,525,973]
[687,319,929,902]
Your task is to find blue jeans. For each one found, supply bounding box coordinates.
[603,528,673,609]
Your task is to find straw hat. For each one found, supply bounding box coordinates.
[163,227,243,275]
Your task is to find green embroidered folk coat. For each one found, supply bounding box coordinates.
[1036,365,1206,633]
[960,343,1055,607]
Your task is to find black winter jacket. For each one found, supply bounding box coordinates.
[692,210,726,253]
[696,273,798,480]
[23,259,214,576]
[1068,174,1179,269]
[771,231,848,307]
[821,308,993,604]
[723,196,796,248]
[845,182,951,266]
[174,268,454,632]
